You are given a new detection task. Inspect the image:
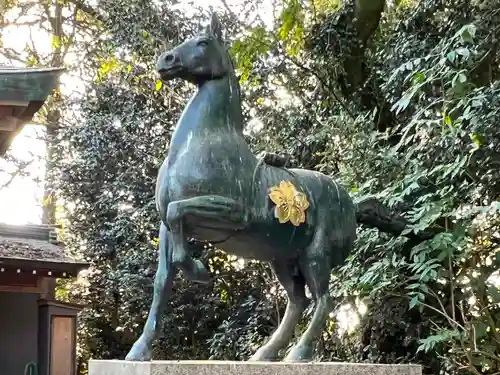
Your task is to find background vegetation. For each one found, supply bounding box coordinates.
[2,0,500,374]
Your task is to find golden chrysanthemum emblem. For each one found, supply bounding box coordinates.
[268,180,309,226]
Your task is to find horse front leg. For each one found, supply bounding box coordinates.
[166,195,247,282]
[125,223,175,361]
[172,242,211,284]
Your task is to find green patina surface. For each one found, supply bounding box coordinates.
[125,14,357,363]
[0,67,65,102]
[0,66,65,155]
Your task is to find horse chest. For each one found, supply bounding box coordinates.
[155,133,253,216]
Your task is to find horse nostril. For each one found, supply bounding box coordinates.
[164,54,175,64]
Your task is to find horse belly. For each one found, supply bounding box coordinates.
[220,221,312,262]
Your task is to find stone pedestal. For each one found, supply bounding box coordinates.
[89,360,422,375]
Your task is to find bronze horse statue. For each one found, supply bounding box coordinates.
[125,13,377,362]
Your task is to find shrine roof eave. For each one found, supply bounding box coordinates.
[0,256,89,278]
[0,66,66,102]
[0,66,66,155]
[0,224,89,278]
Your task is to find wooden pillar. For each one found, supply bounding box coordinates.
[38,300,81,375]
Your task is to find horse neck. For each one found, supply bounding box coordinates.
[188,72,244,134]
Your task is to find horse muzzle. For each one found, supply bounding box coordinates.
[156,51,183,81]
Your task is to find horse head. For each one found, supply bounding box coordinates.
[156,13,233,86]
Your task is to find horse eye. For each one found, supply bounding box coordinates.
[198,40,209,47]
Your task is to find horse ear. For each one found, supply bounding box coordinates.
[209,13,223,42]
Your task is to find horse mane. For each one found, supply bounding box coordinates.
[225,44,241,99]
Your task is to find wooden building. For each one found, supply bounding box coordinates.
[0,224,88,375]
[0,66,89,375]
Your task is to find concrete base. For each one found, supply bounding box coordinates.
[89,360,422,375]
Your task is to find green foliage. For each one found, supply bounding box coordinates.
[313,0,341,15]
[230,0,500,373]
[301,1,500,373]
[37,0,500,373]
[50,2,279,370]
[277,0,305,56]
[230,26,272,84]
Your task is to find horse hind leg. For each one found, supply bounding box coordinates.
[284,232,334,362]
[250,260,309,361]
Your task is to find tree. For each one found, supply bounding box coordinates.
[47,0,500,373]
[51,1,282,369]
[228,0,500,372]
[0,0,102,225]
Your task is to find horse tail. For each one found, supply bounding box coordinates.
[355,198,437,241]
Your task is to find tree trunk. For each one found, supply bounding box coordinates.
[42,1,65,225]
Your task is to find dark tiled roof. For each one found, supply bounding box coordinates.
[0,224,88,275]
[0,235,79,264]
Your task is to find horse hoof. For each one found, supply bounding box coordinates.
[283,344,313,362]
[249,347,279,362]
[193,259,211,284]
[125,337,153,361]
